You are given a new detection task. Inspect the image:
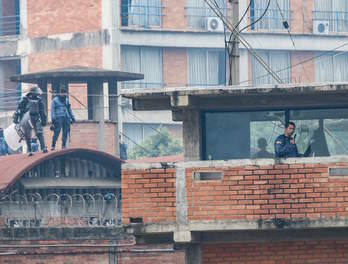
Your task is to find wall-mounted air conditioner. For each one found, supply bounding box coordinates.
[313,20,329,35]
[205,17,224,32]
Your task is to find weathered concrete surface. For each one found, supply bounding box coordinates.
[31,30,110,53]
[123,155,348,171]
[122,83,348,111]
[0,227,128,241]
[0,39,18,57]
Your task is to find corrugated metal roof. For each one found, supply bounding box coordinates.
[0,148,122,192]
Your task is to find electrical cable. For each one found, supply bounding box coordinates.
[205,0,283,84]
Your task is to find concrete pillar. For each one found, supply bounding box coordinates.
[108,80,119,156]
[185,244,202,264]
[87,81,96,120]
[52,79,60,100]
[95,81,105,151]
[183,109,202,161]
[38,79,48,116]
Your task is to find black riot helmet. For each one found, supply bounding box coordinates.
[29,86,43,96]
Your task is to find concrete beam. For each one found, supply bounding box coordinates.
[132,98,171,111]
[170,95,196,108]
[120,29,348,52]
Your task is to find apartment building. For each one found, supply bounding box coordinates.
[1,0,348,151]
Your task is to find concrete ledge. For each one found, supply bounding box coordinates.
[123,155,348,170]
[0,227,128,241]
[125,218,348,235]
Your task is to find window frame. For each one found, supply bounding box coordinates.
[201,105,348,160]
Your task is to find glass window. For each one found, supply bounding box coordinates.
[315,52,348,82]
[121,0,162,28]
[186,0,226,30]
[188,49,225,86]
[314,0,348,32]
[250,0,290,31]
[290,109,348,157]
[203,111,285,160]
[121,46,163,89]
[251,50,290,85]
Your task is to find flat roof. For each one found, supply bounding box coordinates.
[121,83,348,111]
[10,65,144,84]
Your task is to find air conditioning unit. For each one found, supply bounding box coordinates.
[205,17,224,32]
[313,20,329,35]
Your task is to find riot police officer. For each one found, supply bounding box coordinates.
[13,86,48,156]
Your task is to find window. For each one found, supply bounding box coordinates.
[0,0,20,36]
[123,123,160,149]
[250,0,290,31]
[188,49,225,86]
[314,0,348,33]
[121,0,162,28]
[203,111,285,160]
[290,109,348,156]
[315,52,348,82]
[251,50,290,85]
[0,59,21,112]
[186,0,226,30]
[121,46,163,89]
[203,108,348,160]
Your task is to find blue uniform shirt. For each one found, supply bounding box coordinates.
[274,134,299,158]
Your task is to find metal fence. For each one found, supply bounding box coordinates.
[249,8,290,32]
[185,6,231,30]
[0,192,121,228]
[0,15,20,36]
[313,11,348,33]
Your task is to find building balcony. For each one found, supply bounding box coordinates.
[313,11,348,34]
[185,6,231,31]
[248,8,291,33]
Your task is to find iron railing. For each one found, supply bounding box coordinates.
[121,3,163,28]
[122,81,163,89]
[313,11,348,33]
[185,6,231,30]
[0,192,121,228]
[249,8,290,32]
[0,15,20,36]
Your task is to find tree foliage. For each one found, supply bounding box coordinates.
[128,127,183,159]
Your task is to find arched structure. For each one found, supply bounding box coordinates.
[0,148,123,227]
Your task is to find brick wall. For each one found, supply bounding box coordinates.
[123,161,348,224]
[28,47,103,72]
[290,0,314,34]
[187,163,348,221]
[291,51,315,83]
[43,121,117,155]
[28,46,102,117]
[122,168,176,224]
[27,0,101,38]
[202,240,348,263]
[162,0,187,30]
[0,242,184,264]
[163,48,188,87]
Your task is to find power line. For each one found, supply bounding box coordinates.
[205,0,283,84]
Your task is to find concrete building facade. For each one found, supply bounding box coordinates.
[2,0,348,153]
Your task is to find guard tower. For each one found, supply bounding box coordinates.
[10,66,144,156]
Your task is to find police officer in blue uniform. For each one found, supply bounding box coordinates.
[274,122,311,158]
[50,87,75,150]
